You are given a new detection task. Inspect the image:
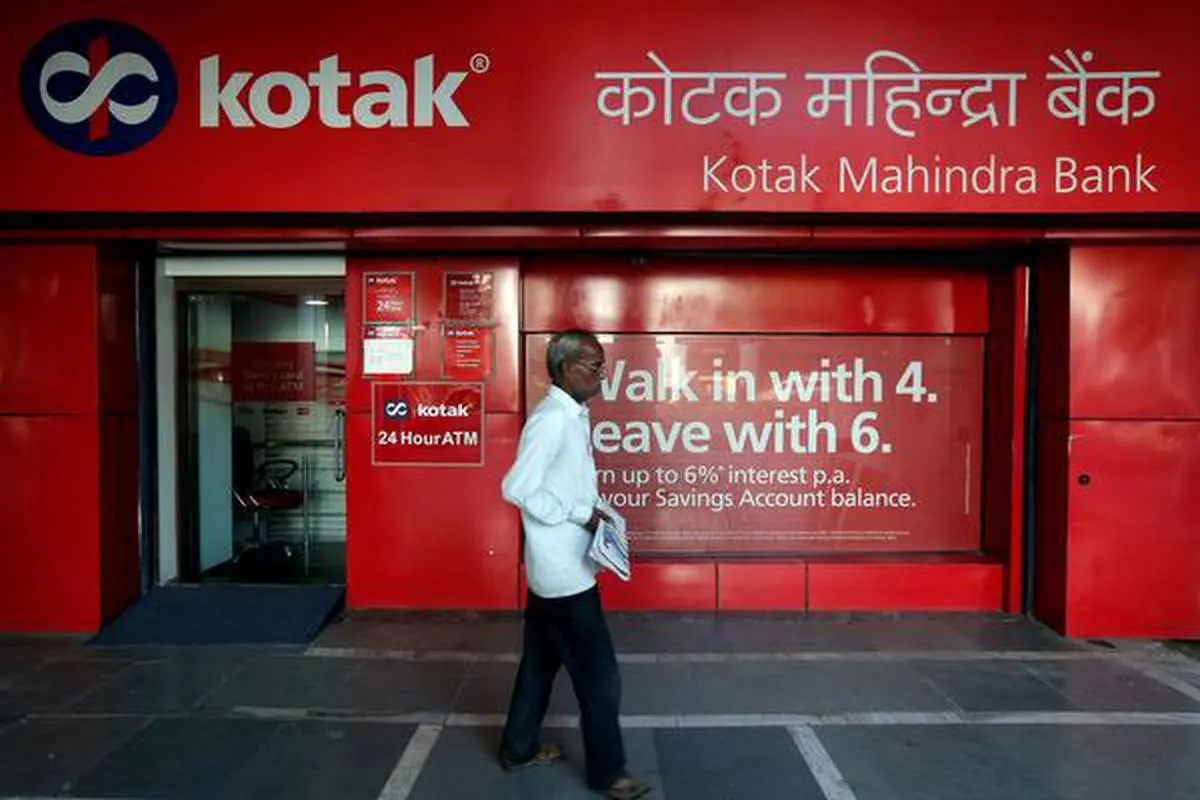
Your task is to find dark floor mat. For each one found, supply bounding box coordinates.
[90,584,345,645]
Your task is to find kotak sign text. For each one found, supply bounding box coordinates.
[4,1,1195,212]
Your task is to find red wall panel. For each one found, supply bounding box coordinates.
[346,412,521,609]
[717,563,807,611]
[517,562,718,610]
[523,259,989,335]
[1065,420,1200,638]
[345,257,522,610]
[1035,245,1200,638]
[0,415,100,632]
[981,265,1030,612]
[99,413,140,623]
[96,247,140,622]
[596,563,717,611]
[808,559,1004,611]
[1034,419,1070,632]
[1069,246,1200,419]
[96,248,139,415]
[982,268,1017,561]
[1032,252,1072,631]
[0,245,99,413]
[0,244,140,633]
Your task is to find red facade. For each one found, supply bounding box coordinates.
[0,245,138,632]
[2,1,1200,637]
[3,235,1200,637]
[1034,246,1200,638]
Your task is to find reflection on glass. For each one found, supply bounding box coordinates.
[184,288,347,583]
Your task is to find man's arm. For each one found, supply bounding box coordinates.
[501,410,594,528]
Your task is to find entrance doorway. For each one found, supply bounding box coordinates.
[177,278,347,583]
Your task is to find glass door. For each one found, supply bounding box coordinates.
[179,279,347,583]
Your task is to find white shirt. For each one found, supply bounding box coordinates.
[501,385,600,598]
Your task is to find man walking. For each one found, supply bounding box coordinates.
[498,330,650,799]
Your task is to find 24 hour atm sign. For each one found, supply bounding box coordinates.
[372,382,485,467]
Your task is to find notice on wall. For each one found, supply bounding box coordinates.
[445,272,494,323]
[373,381,485,466]
[442,324,492,382]
[525,334,984,555]
[364,272,415,325]
[231,341,317,402]
[363,326,415,376]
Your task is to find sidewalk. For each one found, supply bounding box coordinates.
[1,612,1199,798]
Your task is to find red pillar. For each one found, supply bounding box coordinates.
[0,244,139,633]
[1035,244,1200,638]
[344,257,523,610]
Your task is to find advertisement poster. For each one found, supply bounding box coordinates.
[230,341,316,402]
[442,325,492,382]
[363,326,415,376]
[372,381,485,466]
[525,334,984,555]
[445,272,495,323]
[364,273,415,325]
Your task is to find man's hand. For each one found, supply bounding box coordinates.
[583,507,611,534]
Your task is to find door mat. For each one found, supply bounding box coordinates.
[90,584,345,646]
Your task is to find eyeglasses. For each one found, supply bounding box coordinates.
[577,360,606,377]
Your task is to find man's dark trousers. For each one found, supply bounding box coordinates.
[500,585,625,789]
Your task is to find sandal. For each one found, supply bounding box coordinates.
[500,743,565,772]
[606,775,652,799]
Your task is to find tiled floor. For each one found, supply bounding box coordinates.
[1,612,1199,798]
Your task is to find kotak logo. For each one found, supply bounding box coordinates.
[21,19,484,155]
[384,400,411,420]
[416,403,473,417]
[200,54,470,129]
[384,401,472,420]
[20,19,178,155]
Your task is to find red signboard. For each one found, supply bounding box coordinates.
[2,1,1198,214]
[230,342,316,402]
[442,325,492,382]
[445,272,495,323]
[525,334,984,555]
[372,382,485,466]
[364,273,415,325]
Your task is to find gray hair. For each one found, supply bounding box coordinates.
[546,329,599,381]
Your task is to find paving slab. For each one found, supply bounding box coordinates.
[0,614,1194,799]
